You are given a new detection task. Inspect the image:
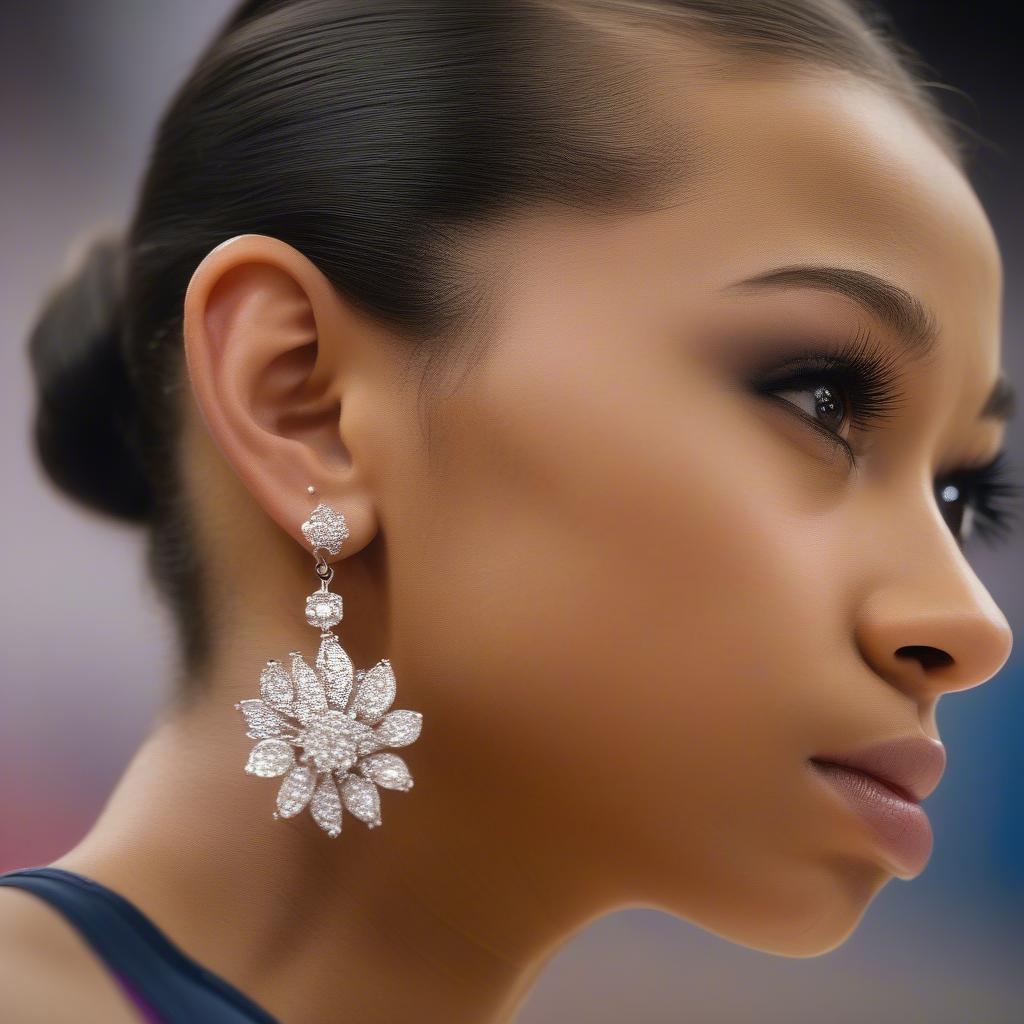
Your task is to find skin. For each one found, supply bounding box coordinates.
[0,63,1014,1024]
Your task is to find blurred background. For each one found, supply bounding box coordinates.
[1,2,1021,1021]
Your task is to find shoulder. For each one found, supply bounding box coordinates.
[0,885,143,1023]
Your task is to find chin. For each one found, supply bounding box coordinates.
[750,856,894,958]
[652,850,892,958]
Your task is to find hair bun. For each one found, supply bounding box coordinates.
[28,231,153,523]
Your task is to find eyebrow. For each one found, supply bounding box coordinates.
[979,370,1016,423]
[722,263,1015,424]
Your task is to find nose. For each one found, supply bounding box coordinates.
[853,539,1014,702]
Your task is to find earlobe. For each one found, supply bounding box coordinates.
[181,233,376,559]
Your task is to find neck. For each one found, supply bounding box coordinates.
[50,672,605,1023]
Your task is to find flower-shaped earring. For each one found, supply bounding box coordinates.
[235,500,423,838]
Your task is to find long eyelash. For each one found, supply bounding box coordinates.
[752,324,908,462]
[940,449,1024,549]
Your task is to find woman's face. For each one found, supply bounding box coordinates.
[369,70,1014,954]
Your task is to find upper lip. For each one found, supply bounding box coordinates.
[809,735,947,804]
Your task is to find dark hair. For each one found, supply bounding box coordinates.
[28,0,968,690]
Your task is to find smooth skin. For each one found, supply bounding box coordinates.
[1,61,1013,1024]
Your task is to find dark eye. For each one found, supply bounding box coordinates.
[934,452,1023,550]
[771,381,850,439]
[749,326,908,469]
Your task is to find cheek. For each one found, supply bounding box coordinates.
[390,318,863,904]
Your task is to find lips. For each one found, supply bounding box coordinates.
[809,735,946,804]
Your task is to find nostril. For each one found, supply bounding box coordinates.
[896,645,954,670]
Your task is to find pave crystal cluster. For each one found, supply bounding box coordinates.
[300,502,350,556]
[235,503,422,838]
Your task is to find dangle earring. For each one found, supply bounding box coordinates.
[235,495,422,838]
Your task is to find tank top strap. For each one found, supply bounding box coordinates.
[0,866,279,1024]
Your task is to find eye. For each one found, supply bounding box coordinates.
[934,451,1023,550]
[771,380,850,440]
[750,325,907,469]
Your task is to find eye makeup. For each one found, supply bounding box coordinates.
[747,323,908,468]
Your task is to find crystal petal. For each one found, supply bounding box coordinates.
[290,652,328,725]
[245,738,296,777]
[236,699,293,739]
[259,660,294,714]
[276,764,316,818]
[316,632,354,710]
[356,730,387,757]
[358,751,413,791]
[374,710,423,749]
[339,773,382,827]
[351,659,396,725]
[310,773,343,838]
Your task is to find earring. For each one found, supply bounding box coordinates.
[235,501,423,838]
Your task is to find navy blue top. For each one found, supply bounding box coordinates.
[0,866,279,1023]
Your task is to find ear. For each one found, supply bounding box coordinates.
[182,233,378,561]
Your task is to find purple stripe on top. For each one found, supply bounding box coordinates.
[110,969,165,1024]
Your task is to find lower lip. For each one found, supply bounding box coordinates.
[809,760,934,877]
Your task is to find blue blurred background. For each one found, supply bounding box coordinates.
[2,3,1021,1020]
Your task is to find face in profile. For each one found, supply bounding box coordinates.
[359,69,1013,955]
